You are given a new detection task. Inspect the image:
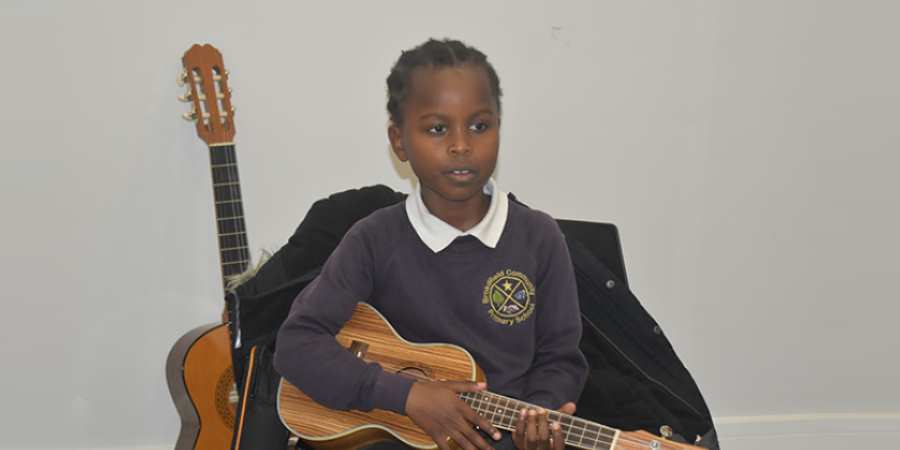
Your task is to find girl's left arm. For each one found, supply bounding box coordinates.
[522,219,589,410]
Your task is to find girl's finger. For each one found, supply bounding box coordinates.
[525,409,538,450]
[435,432,452,450]
[453,416,493,450]
[512,408,527,447]
[537,409,549,447]
[551,421,563,450]
[463,403,501,441]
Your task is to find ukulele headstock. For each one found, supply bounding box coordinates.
[615,429,706,449]
[178,44,235,145]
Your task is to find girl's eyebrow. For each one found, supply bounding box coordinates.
[418,109,495,121]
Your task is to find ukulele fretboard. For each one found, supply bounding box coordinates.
[460,391,619,450]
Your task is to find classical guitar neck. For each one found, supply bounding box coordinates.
[207,143,250,290]
[179,43,250,293]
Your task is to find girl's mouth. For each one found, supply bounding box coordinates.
[446,168,477,182]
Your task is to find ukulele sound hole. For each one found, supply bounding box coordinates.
[398,366,433,381]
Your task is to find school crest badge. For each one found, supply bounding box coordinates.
[482,269,535,325]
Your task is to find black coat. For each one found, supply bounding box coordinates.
[226,185,719,449]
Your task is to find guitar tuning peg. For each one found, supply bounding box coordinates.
[230,105,235,114]
[228,87,233,94]
[182,110,197,121]
[177,91,193,102]
[225,69,230,77]
[177,70,188,86]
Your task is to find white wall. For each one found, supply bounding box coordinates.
[1,1,898,449]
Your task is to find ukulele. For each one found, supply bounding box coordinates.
[277,303,705,450]
[165,44,249,450]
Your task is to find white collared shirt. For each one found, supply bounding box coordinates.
[405,178,509,253]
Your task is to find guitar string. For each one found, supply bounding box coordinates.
[206,64,247,289]
[224,143,248,281]
[208,72,231,289]
[460,392,668,449]
[216,63,242,275]
[221,67,248,275]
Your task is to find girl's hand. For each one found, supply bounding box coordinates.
[512,402,576,450]
[405,381,502,450]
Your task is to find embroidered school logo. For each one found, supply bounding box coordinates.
[482,269,535,325]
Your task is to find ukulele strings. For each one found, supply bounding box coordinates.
[460,392,678,449]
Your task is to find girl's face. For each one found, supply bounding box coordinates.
[388,64,500,219]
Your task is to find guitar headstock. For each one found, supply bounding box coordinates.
[178,44,235,145]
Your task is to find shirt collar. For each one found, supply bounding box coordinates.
[405,178,509,253]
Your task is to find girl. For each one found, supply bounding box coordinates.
[275,38,587,450]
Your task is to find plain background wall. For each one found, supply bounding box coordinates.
[1,1,898,449]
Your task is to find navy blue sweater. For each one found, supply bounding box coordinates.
[274,200,588,414]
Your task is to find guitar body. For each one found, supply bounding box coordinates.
[277,303,485,449]
[166,323,237,450]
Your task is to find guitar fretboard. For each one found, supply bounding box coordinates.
[208,144,250,288]
[459,391,618,450]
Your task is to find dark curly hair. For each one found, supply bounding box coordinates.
[386,38,502,126]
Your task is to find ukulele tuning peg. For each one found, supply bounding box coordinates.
[659,425,673,439]
[177,70,188,86]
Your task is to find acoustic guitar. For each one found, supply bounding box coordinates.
[277,303,705,450]
[165,44,250,450]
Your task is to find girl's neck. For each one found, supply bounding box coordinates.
[423,191,491,232]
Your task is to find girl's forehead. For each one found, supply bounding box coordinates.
[405,65,496,110]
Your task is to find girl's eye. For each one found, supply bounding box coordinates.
[470,122,489,133]
[427,124,447,135]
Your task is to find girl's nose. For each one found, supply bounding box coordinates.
[448,144,471,155]
[447,128,472,155]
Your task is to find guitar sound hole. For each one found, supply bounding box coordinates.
[215,368,236,426]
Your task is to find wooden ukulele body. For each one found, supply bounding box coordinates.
[278,303,485,449]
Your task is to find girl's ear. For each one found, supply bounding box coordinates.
[388,124,408,162]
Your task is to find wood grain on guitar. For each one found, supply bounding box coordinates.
[277,303,705,450]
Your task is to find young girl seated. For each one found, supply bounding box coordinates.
[274,38,588,450]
